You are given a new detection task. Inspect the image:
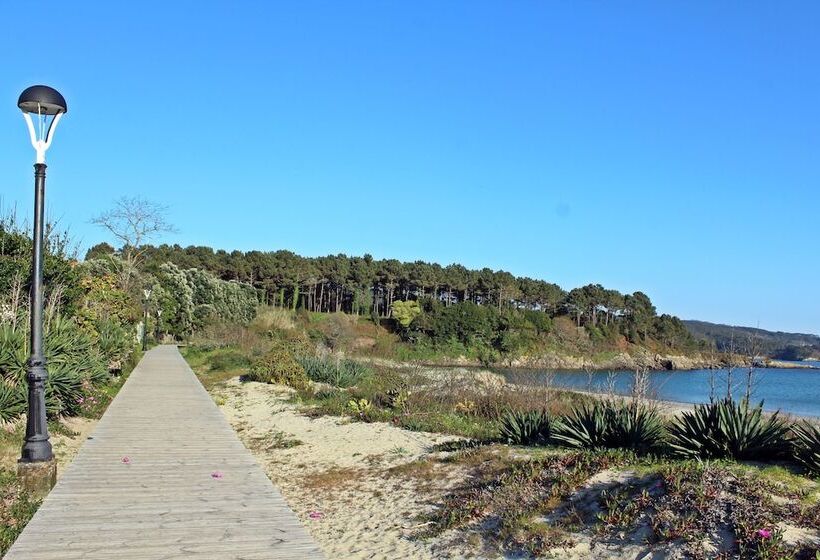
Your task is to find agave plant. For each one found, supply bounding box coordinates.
[791,421,820,475]
[667,399,790,460]
[45,365,87,417]
[552,402,609,449]
[45,317,109,384]
[0,380,25,422]
[499,409,555,446]
[0,316,110,419]
[0,324,28,383]
[608,402,666,453]
[553,400,664,453]
[297,356,371,388]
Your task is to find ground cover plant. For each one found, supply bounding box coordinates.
[422,449,636,556]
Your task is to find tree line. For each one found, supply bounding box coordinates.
[86,242,697,349]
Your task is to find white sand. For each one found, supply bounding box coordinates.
[215,378,477,560]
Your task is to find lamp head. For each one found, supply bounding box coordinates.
[18,85,67,164]
[18,85,67,115]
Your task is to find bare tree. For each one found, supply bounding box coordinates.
[742,329,764,405]
[91,197,176,291]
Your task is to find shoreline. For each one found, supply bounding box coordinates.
[552,386,820,421]
[399,356,820,372]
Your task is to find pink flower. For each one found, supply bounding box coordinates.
[77,397,84,404]
[756,529,772,539]
[121,456,131,464]
[211,471,224,479]
[308,511,324,520]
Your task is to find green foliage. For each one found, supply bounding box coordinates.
[0,381,25,422]
[134,242,707,355]
[667,399,790,461]
[791,421,820,475]
[208,349,252,372]
[95,318,134,368]
[391,300,421,328]
[1,216,83,316]
[553,400,665,453]
[296,356,372,388]
[499,409,554,445]
[0,469,40,556]
[0,317,115,420]
[246,346,310,391]
[44,317,109,386]
[347,398,373,418]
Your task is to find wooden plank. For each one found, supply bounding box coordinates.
[5,345,324,560]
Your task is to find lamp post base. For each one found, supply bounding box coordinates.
[17,459,56,500]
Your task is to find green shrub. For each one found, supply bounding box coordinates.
[208,349,252,371]
[0,381,25,423]
[791,421,820,475]
[296,356,371,388]
[499,409,554,446]
[246,348,309,391]
[553,400,665,453]
[0,326,28,382]
[0,318,110,419]
[667,399,790,461]
[45,317,109,385]
[96,318,134,368]
[45,366,86,416]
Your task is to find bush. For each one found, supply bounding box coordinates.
[0,381,24,423]
[208,349,252,372]
[96,318,135,369]
[553,400,665,454]
[499,409,554,445]
[297,356,371,388]
[667,399,790,461]
[0,318,110,419]
[791,421,820,475]
[246,347,310,391]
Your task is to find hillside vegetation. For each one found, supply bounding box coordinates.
[684,320,820,360]
[86,243,718,367]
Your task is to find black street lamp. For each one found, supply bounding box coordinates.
[16,85,67,493]
[143,288,152,351]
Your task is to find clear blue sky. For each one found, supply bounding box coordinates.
[1,2,818,335]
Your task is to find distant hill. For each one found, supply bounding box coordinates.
[683,320,820,360]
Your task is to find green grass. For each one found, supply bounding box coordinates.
[181,345,253,390]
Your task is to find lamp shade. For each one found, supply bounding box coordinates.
[18,85,67,115]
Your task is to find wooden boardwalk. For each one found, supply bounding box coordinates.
[5,345,324,560]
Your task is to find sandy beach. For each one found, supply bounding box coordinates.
[214,377,475,560]
[211,376,819,560]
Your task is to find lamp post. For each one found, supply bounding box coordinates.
[16,85,67,496]
[143,288,152,351]
[156,308,163,342]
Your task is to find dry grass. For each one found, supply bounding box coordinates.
[251,307,295,332]
[301,466,368,492]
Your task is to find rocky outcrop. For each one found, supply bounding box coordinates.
[508,350,721,371]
